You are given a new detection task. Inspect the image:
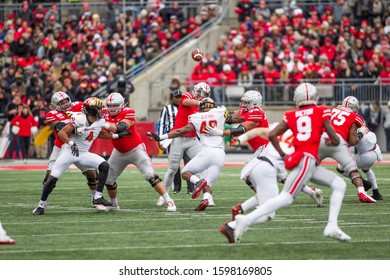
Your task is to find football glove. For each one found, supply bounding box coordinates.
[230,137,241,147]
[69,141,79,157]
[204,125,223,136]
[146,132,160,141]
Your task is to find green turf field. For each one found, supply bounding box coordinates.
[0,165,389,260]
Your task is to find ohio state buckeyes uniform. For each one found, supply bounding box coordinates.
[104,107,156,185]
[318,106,364,175]
[240,107,269,152]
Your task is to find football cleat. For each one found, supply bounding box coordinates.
[107,203,120,211]
[32,206,45,215]
[0,235,15,245]
[372,190,383,200]
[310,187,323,207]
[195,199,209,211]
[234,214,249,243]
[156,196,165,206]
[167,199,177,212]
[324,225,351,241]
[358,192,377,203]
[192,179,207,199]
[232,203,244,221]
[93,196,113,211]
[219,223,235,243]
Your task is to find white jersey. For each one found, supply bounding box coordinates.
[189,106,226,149]
[241,123,295,179]
[68,113,106,152]
[356,126,377,154]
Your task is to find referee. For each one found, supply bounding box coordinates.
[158,90,193,194]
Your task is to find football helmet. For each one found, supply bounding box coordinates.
[199,97,216,112]
[83,97,104,118]
[341,96,359,112]
[106,92,125,116]
[240,90,262,111]
[293,82,317,107]
[192,82,211,98]
[51,91,72,112]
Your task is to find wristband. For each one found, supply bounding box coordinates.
[237,134,248,143]
[68,140,74,146]
[112,134,119,139]
[160,134,168,140]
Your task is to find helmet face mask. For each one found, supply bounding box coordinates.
[106,92,125,116]
[51,91,72,112]
[341,96,359,112]
[199,97,216,112]
[192,82,211,99]
[293,83,317,107]
[240,90,262,111]
[83,97,104,119]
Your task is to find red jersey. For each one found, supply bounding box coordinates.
[10,115,38,137]
[105,107,143,153]
[240,107,269,150]
[171,91,199,137]
[283,105,331,161]
[45,101,83,148]
[330,107,364,141]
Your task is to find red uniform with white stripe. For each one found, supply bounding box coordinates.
[330,107,364,141]
[283,105,332,161]
[104,107,143,153]
[45,101,83,148]
[171,91,198,137]
[240,107,269,150]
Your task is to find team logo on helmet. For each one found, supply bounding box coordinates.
[199,97,216,112]
[83,97,104,118]
[192,82,211,99]
[341,96,359,113]
[106,92,125,116]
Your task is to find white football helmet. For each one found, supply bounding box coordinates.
[240,90,263,111]
[192,82,211,98]
[106,92,125,116]
[293,82,317,107]
[342,96,359,112]
[51,91,72,112]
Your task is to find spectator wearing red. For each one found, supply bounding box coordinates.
[289,64,304,85]
[235,0,255,23]
[304,54,320,73]
[213,64,236,104]
[320,66,336,84]
[263,56,280,101]
[334,37,351,62]
[363,39,374,61]
[319,37,336,62]
[287,53,304,73]
[379,61,390,84]
[10,105,38,163]
[297,37,311,61]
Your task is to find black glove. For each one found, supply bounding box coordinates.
[54,122,66,132]
[146,132,160,141]
[70,142,79,157]
[117,131,131,138]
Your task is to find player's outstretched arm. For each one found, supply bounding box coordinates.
[147,123,195,141]
[231,127,271,146]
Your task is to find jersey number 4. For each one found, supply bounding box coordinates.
[85,131,94,142]
[199,120,217,134]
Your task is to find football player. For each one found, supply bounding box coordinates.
[337,123,383,200]
[221,83,350,243]
[44,91,100,202]
[205,90,268,192]
[103,92,177,212]
[32,97,126,215]
[319,96,376,203]
[148,98,226,211]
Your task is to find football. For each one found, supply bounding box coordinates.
[191,48,203,62]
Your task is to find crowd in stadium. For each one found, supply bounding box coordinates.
[1,0,390,161]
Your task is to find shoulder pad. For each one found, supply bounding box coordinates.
[70,113,86,128]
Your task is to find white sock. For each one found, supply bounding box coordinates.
[94,192,103,200]
[241,196,258,212]
[110,197,118,205]
[246,192,293,226]
[162,192,171,202]
[38,200,47,208]
[357,186,365,193]
[203,192,211,200]
[301,185,313,196]
[364,169,378,190]
[328,176,346,226]
[190,175,200,184]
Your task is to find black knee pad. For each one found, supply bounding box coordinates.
[98,161,109,172]
[106,182,118,190]
[148,174,162,188]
